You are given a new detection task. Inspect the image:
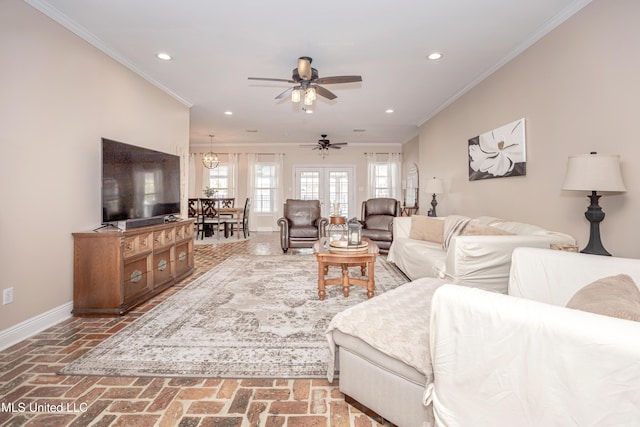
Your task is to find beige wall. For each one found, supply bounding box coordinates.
[419,0,640,258]
[0,1,190,334]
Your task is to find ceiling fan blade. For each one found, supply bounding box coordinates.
[314,85,337,100]
[275,87,294,100]
[329,146,342,149]
[299,144,319,147]
[315,75,362,85]
[331,142,348,146]
[297,57,313,80]
[248,77,295,83]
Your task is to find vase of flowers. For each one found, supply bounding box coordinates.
[204,186,217,198]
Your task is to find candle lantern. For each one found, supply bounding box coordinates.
[347,218,362,246]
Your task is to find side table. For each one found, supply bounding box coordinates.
[313,237,380,300]
[401,206,419,217]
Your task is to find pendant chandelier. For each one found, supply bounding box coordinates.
[202,134,219,169]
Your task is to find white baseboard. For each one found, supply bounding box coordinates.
[0,302,73,351]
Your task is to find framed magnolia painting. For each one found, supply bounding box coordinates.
[468,118,526,181]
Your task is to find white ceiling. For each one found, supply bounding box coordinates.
[28,0,590,148]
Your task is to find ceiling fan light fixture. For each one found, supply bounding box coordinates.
[304,87,316,105]
[202,134,220,169]
[291,89,301,103]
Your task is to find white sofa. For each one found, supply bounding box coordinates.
[387,215,576,291]
[427,248,640,426]
[327,247,640,427]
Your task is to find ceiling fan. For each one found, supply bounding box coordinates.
[300,135,348,155]
[248,56,362,106]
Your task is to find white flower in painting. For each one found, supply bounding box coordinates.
[469,120,525,177]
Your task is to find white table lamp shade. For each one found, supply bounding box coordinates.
[425,177,444,194]
[562,153,626,192]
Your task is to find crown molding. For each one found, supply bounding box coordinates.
[24,0,193,108]
[417,0,592,127]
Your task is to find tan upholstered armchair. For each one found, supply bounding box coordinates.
[360,198,401,253]
[277,199,329,253]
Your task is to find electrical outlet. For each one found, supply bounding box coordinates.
[3,287,13,305]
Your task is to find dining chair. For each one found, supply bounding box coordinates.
[231,197,251,239]
[218,198,235,208]
[216,198,236,224]
[198,198,227,240]
[187,198,199,218]
[188,198,200,233]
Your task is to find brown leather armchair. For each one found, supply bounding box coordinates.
[277,199,329,253]
[360,198,401,253]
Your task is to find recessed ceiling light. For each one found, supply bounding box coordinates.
[246,129,258,133]
[427,52,443,60]
[385,109,394,114]
[224,111,233,115]
[156,52,172,61]
[353,129,366,133]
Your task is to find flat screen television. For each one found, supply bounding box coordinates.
[102,138,181,224]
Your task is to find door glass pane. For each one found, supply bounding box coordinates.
[300,171,319,200]
[295,166,354,218]
[329,171,349,217]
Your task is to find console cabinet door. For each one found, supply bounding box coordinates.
[123,256,152,302]
[153,248,173,288]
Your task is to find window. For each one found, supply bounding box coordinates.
[254,163,276,213]
[299,171,319,200]
[373,163,390,197]
[208,164,230,197]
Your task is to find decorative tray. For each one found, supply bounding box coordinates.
[328,240,369,253]
[329,240,369,249]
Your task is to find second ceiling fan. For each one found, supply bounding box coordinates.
[248,56,362,109]
[301,135,348,157]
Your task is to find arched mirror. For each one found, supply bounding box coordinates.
[403,163,419,214]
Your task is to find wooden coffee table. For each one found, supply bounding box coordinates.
[313,237,379,300]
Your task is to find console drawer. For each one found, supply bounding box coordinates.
[153,228,175,249]
[122,232,152,259]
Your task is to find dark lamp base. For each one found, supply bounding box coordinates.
[580,191,611,256]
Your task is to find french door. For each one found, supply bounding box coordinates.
[294,166,355,218]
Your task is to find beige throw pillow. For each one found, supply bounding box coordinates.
[409,216,444,243]
[460,223,515,236]
[566,274,640,322]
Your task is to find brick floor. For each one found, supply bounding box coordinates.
[0,233,395,427]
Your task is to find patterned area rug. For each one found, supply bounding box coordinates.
[60,254,408,378]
